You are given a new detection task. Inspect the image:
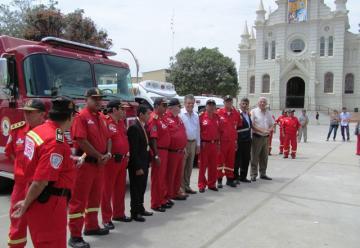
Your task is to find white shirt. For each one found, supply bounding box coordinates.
[180,108,200,146]
[340,112,351,126]
[250,107,275,136]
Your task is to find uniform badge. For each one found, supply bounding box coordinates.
[109,124,117,132]
[56,128,64,143]
[24,136,35,160]
[50,153,63,169]
[87,120,95,125]
[202,120,208,125]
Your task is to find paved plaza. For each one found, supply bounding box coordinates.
[1,122,359,248]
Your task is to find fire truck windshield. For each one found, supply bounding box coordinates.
[94,64,134,101]
[23,54,93,98]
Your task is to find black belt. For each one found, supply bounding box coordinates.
[157,147,169,151]
[168,148,184,153]
[113,153,126,163]
[201,140,219,144]
[85,156,98,164]
[37,184,71,203]
[253,133,269,138]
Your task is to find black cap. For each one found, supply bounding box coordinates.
[224,95,233,102]
[85,87,103,98]
[18,99,46,112]
[107,100,130,109]
[168,98,181,107]
[206,99,216,105]
[286,109,295,113]
[154,97,169,106]
[50,96,77,114]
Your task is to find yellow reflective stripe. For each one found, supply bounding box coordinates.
[85,208,99,213]
[8,237,27,245]
[68,212,84,219]
[27,131,44,146]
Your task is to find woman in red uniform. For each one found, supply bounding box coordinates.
[12,96,77,248]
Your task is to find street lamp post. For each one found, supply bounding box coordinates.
[121,48,139,83]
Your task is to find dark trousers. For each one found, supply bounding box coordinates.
[234,140,252,180]
[341,125,350,141]
[128,167,149,216]
[327,125,338,140]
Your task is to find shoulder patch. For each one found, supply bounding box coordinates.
[50,153,63,169]
[11,121,26,130]
[56,128,64,143]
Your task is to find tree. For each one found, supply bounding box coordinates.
[0,0,112,49]
[168,47,239,97]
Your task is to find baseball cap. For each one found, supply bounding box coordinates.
[206,99,216,105]
[154,97,169,106]
[107,100,131,109]
[18,99,46,112]
[168,98,181,107]
[223,95,233,102]
[50,96,78,114]
[85,87,103,98]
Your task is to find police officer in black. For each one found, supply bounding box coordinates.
[127,104,153,222]
[234,98,253,183]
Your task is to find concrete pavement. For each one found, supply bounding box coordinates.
[0,123,359,248]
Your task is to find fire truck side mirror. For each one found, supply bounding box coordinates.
[0,58,8,87]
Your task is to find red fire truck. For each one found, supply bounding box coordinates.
[0,35,137,189]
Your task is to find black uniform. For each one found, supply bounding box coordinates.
[127,119,151,217]
[235,111,252,181]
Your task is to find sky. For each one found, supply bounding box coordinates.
[3,0,360,76]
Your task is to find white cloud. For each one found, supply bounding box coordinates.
[3,0,360,76]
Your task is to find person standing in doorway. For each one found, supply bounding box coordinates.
[298,109,309,143]
[250,97,274,182]
[340,107,351,141]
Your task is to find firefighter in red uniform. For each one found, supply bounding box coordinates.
[148,97,172,212]
[68,88,112,248]
[101,100,132,230]
[6,99,46,248]
[217,95,241,188]
[164,98,188,201]
[268,114,276,155]
[282,109,301,159]
[12,96,77,248]
[276,110,287,154]
[198,99,220,193]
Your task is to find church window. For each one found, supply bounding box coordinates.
[324,72,334,93]
[271,41,276,59]
[262,74,270,93]
[320,37,325,57]
[249,76,255,94]
[264,42,269,60]
[328,36,334,56]
[290,39,305,53]
[344,73,354,94]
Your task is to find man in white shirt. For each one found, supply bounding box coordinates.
[250,97,274,181]
[340,107,351,141]
[179,94,200,194]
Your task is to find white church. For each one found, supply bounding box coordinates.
[238,0,359,111]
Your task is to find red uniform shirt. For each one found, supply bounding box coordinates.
[217,107,242,142]
[276,115,286,127]
[148,111,171,148]
[103,115,129,155]
[5,122,30,182]
[71,107,109,154]
[200,112,220,141]
[164,111,187,150]
[282,116,301,135]
[23,120,75,189]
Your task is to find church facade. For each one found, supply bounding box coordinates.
[238,0,359,111]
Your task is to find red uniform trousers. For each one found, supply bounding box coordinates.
[8,180,27,248]
[357,135,360,155]
[151,149,169,208]
[284,134,297,156]
[268,130,274,154]
[279,132,285,153]
[101,158,127,223]
[68,163,104,237]
[198,143,218,190]
[27,196,68,248]
[217,140,236,179]
[167,150,184,199]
